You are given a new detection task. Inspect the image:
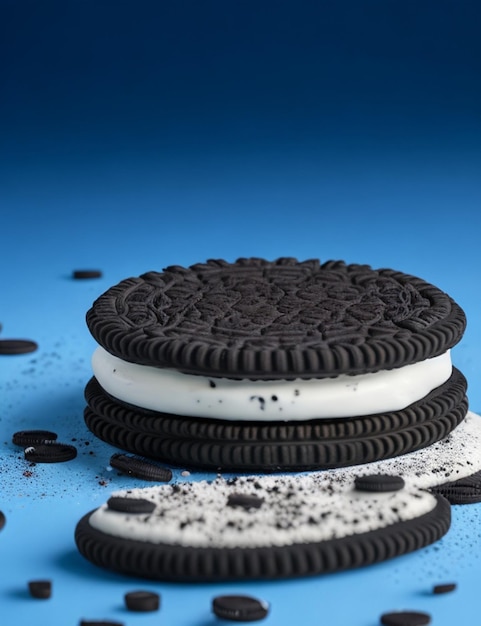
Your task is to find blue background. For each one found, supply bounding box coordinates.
[1,1,480,624]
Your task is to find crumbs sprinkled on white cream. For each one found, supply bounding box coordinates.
[89,473,436,548]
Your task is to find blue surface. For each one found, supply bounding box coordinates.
[1,2,481,624]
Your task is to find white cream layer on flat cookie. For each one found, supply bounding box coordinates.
[88,474,437,548]
[92,347,452,421]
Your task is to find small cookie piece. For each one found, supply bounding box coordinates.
[380,611,431,626]
[73,269,103,279]
[0,339,38,355]
[433,582,457,594]
[24,443,77,463]
[109,453,172,482]
[124,590,160,612]
[227,493,264,510]
[12,430,58,446]
[430,470,481,504]
[28,580,52,599]
[107,497,156,514]
[212,595,269,622]
[354,475,405,493]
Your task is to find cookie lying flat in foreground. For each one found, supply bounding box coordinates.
[84,257,468,472]
[75,473,450,582]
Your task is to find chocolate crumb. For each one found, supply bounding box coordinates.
[212,595,269,622]
[72,269,103,279]
[28,580,52,599]
[227,493,264,510]
[0,339,38,355]
[380,610,431,625]
[124,590,160,612]
[433,582,457,594]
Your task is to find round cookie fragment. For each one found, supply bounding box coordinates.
[227,493,264,510]
[13,430,58,446]
[24,443,77,463]
[109,453,172,481]
[28,580,52,599]
[73,269,103,279]
[430,469,481,504]
[107,497,156,514]
[0,339,38,355]
[380,611,431,626]
[354,475,405,492]
[212,595,269,622]
[433,582,456,594]
[124,590,160,612]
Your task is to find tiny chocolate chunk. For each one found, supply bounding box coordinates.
[0,339,38,355]
[212,595,269,622]
[109,453,172,482]
[227,493,264,510]
[433,582,457,594]
[13,430,58,446]
[73,269,103,279]
[124,590,160,612]
[24,443,77,463]
[28,580,52,599]
[355,474,405,493]
[0,511,5,531]
[380,611,431,626]
[107,496,156,515]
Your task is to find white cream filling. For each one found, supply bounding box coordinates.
[88,475,438,548]
[92,346,452,421]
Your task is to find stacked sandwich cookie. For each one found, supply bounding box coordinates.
[84,257,468,472]
[77,257,481,581]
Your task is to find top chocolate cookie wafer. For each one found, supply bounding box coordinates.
[86,258,466,380]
